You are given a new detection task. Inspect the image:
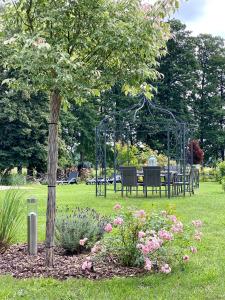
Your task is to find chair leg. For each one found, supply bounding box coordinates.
[160,186,161,198]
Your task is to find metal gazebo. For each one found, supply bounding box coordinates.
[95,95,195,198]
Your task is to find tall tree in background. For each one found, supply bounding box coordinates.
[155,19,197,121]
[1,0,179,266]
[194,34,225,163]
[0,68,48,174]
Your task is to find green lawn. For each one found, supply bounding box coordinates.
[0,182,225,300]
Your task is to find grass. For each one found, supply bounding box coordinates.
[0,182,225,300]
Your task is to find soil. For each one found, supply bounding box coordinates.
[0,244,146,280]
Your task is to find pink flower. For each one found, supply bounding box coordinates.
[161,264,171,274]
[190,246,197,254]
[192,220,203,228]
[194,231,203,241]
[79,238,88,246]
[171,221,183,233]
[161,210,167,217]
[138,231,146,239]
[113,217,123,225]
[136,243,143,250]
[183,255,190,262]
[141,245,150,255]
[135,209,146,218]
[104,223,113,233]
[91,242,101,253]
[81,258,92,271]
[114,203,121,210]
[158,230,173,241]
[146,237,161,252]
[144,258,152,271]
[168,215,177,223]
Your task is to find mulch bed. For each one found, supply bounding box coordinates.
[0,244,146,280]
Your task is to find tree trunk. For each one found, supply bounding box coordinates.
[45,89,61,267]
[17,165,22,175]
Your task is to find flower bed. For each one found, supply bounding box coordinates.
[0,204,203,280]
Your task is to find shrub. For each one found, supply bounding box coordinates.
[98,205,202,273]
[200,167,217,182]
[221,177,225,192]
[0,174,26,186]
[188,140,204,164]
[55,207,108,254]
[216,161,225,183]
[0,190,24,253]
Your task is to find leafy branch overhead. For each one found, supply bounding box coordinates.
[1,0,179,100]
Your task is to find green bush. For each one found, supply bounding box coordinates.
[0,190,24,253]
[221,177,225,192]
[0,174,26,186]
[55,207,108,254]
[200,167,217,182]
[217,161,225,183]
[101,206,201,272]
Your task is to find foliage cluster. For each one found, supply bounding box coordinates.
[116,142,168,168]
[0,190,24,253]
[216,161,225,183]
[95,205,202,273]
[199,167,217,182]
[55,207,108,254]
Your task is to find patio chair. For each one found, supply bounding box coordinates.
[120,166,138,197]
[143,166,163,197]
[56,171,78,184]
[174,169,194,196]
[161,171,177,197]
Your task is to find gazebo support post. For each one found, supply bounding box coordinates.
[104,127,107,197]
[95,127,98,197]
[167,130,171,199]
[113,131,117,193]
[183,123,186,197]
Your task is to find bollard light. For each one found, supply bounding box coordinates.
[27,197,37,255]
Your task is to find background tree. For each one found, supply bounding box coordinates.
[1,0,179,266]
[193,34,225,163]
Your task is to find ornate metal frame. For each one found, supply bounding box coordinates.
[95,94,194,198]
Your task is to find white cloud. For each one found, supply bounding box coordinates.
[177,0,225,37]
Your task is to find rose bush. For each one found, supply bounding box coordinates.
[93,204,203,274]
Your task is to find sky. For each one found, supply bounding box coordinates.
[173,0,225,37]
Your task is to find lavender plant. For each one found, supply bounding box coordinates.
[55,207,108,254]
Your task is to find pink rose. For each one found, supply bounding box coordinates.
[104,223,113,233]
[168,215,177,223]
[141,245,150,255]
[81,258,92,271]
[114,203,121,210]
[135,209,146,218]
[144,257,152,271]
[171,221,183,233]
[183,255,190,262]
[91,242,101,253]
[161,210,167,217]
[161,264,171,274]
[79,238,88,246]
[192,220,203,228]
[138,231,146,239]
[190,246,197,254]
[146,237,161,252]
[158,230,173,241]
[194,231,203,241]
[113,217,123,225]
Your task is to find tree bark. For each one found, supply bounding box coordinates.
[45,89,61,267]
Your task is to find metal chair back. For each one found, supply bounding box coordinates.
[143,166,161,187]
[120,166,137,186]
